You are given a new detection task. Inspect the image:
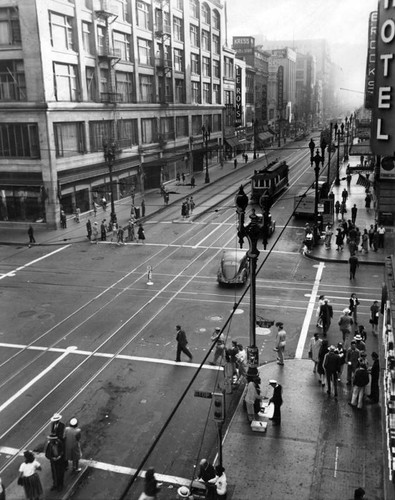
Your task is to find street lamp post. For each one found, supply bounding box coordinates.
[253,119,258,160]
[344,116,349,161]
[103,139,117,221]
[202,125,211,184]
[327,122,333,184]
[334,123,341,186]
[235,186,260,381]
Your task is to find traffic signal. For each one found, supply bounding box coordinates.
[212,392,225,422]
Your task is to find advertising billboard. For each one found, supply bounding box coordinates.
[235,65,243,127]
[232,36,255,55]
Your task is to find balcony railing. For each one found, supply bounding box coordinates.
[155,22,171,36]
[155,57,172,68]
[100,92,123,103]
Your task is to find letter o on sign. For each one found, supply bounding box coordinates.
[381,19,395,43]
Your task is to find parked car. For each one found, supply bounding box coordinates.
[217,250,249,285]
[255,212,276,237]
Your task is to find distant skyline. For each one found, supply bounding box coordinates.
[226,0,378,106]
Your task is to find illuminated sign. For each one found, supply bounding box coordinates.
[235,65,243,127]
[365,11,377,109]
[371,0,395,155]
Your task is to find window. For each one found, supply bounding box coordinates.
[49,12,74,51]
[202,57,210,77]
[0,123,40,158]
[0,8,21,46]
[117,119,138,148]
[176,116,188,137]
[139,74,153,102]
[224,90,234,104]
[174,48,183,72]
[82,22,92,53]
[190,24,199,47]
[203,83,211,104]
[137,1,151,30]
[192,115,202,135]
[213,59,220,78]
[212,114,221,132]
[54,122,85,157]
[85,67,96,101]
[54,62,79,101]
[89,120,113,152]
[138,38,152,65]
[192,81,200,104]
[201,3,210,24]
[160,117,175,141]
[224,57,233,79]
[190,0,199,19]
[97,25,105,55]
[175,79,185,103]
[113,0,130,23]
[212,34,220,54]
[113,31,130,60]
[99,67,109,95]
[141,118,157,143]
[157,75,172,102]
[0,60,26,101]
[202,30,210,51]
[173,16,183,42]
[191,53,199,74]
[175,0,183,10]
[116,71,134,102]
[212,10,220,30]
[155,9,170,33]
[213,83,220,104]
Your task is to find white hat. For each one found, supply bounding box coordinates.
[354,334,362,341]
[215,327,221,331]
[342,308,351,314]
[269,379,277,385]
[69,418,78,427]
[51,413,62,422]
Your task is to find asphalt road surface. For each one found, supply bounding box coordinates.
[0,142,383,498]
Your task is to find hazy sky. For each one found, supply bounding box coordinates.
[226,0,378,102]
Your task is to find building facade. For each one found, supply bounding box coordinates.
[0,0,226,228]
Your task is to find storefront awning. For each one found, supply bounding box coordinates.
[349,140,374,157]
[258,132,274,142]
[225,137,239,148]
[0,172,43,186]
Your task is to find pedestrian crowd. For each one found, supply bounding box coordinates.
[308,293,380,408]
[14,413,82,499]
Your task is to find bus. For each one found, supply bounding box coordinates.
[250,159,289,209]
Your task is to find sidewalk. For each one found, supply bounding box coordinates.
[0,152,256,247]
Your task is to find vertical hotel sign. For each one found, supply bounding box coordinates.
[364,11,377,109]
[235,65,242,127]
[371,0,395,156]
[277,66,284,113]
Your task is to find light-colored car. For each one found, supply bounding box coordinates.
[217,249,249,285]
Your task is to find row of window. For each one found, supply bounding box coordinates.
[0,58,228,103]
[0,115,222,159]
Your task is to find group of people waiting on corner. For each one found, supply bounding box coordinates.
[15,413,82,499]
[244,377,283,426]
[308,293,380,407]
[181,197,195,218]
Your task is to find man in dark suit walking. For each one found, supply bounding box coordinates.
[269,380,283,426]
[175,325,193,362]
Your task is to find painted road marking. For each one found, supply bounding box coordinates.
[295,261,325,359]
[0,446,193,487]
[0,342,222,370]
[0,246,70,281]
[0,346,76,413]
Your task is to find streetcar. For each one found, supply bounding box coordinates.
[250,159,289,208]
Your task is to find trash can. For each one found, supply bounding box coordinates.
[135,207,140,219]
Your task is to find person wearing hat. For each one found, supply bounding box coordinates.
[319,299,333,336]
[338,309,353,344]
[353,334,366,353]
[210,327,225,366]
[64,418,82,472]
[196,459,216,500]
[208,465,227,499]
[367,352,380,404]
[336,342,346,381]
[275,322,286,366]
[50,413,65,441]
[268,380,283,426]
[45,434,65,491]
[346,341,361,385]
[323,346,341,397]
[18,450,43,500]
[138,467,161,500]
[175,325,193,363]
[349,293,360,327]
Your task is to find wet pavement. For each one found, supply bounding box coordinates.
[2,153,394,499]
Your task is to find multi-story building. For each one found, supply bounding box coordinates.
[295,52,316,130]
[0,0,226,228]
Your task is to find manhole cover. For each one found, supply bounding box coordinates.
[207,315,223,322]
[233,308,244,315]
[256,327,272,336]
